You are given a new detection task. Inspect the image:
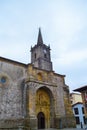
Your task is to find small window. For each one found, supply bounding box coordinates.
[71,101,73,104]
[82,107,85,114]
[35,53,36,59]
[75,117,80,124]
[83,116,86,124]
[74,108,79,115]
[44,54,47,58]
[37,73,42,81]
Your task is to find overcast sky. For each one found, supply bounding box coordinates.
[0,0,87,92]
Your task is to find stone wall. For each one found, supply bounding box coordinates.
[0,60,76,129]
[0,118,30,130]
[0,61,26,119]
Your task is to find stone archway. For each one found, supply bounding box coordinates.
[36,87,54,128]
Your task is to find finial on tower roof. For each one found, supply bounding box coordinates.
[37,28,43,45]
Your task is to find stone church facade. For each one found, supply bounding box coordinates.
[0,29,75,129]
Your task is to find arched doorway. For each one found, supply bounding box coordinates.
[37,112,45,129]
[36,87,54,128]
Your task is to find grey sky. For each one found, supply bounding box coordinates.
[0,0,87,92]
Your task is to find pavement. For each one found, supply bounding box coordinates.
[39,128,87,130]
[57,128,85,130]
[59,128,87,130]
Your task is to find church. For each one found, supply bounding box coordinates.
[0,29,75,129]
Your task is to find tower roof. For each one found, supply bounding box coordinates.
[37,28,43,45]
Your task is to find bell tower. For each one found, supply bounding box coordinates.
[31,28,53,71]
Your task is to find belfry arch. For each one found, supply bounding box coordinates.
[36,86,55,128]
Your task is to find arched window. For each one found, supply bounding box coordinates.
[44,54,47,58]
[37,73,42,81]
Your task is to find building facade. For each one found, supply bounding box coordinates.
[74,86,87,124]
[70,92,82,105]
[72,102,86,128]
[0,29,75,129]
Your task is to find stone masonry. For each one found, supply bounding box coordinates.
[0,29,76,129]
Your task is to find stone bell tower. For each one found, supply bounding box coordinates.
[31,28,53,71]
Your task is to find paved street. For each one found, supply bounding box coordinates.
[57,128,85,130]
[38,128,86,130]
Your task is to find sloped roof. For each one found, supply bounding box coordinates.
[0,56,27,67]
[74,85,87,92]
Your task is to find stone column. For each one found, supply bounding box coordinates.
[27,82,37,130]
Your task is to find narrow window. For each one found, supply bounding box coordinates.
[37,73,42,81]
[35,53,36,59]
[75,117,80,124]
[83,116,86,124]
[82,107,84,114]
[74,108,79,115]
[44,54,47,58]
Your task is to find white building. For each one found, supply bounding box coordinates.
[72,102,86,128]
